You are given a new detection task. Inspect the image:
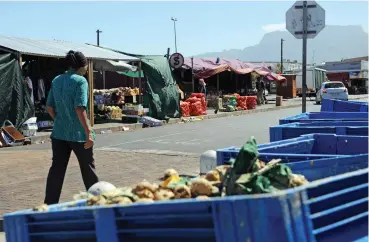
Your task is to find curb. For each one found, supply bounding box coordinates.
[26,103,305,144]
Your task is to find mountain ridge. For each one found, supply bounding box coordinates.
[195,25,368,64]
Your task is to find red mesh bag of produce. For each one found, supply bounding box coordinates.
[180,101,190,117]
[233,93,240,99]
[191,93,205,98]
[186,97,200,103]
[201,98,207,115]
[235,95,247,110]
[246,96,257,110]
[190,101,203,116]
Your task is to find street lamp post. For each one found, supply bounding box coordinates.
[171,17,178,53]
[280,38,285,74]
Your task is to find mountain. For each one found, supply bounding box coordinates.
[195,25,368,64]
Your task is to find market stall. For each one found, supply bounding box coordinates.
[178,58,286,110]
[0,35,140,129]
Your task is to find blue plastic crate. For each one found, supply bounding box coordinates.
[305,168,368,242]
[216,134,369,166]
[279,112,368,125]
[230,168,368,242]
[321,99,368,112]
[4,165,368,242]
[4,198,234,242]
[270,121,368,142]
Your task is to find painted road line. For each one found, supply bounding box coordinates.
[95,147,198,156]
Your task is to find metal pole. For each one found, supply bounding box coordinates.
[102,71,106,89]
[138,61,142,104]
[96,30,102,46]
[88,60,94,126]
[174,21,177,53]
[302,0,308,113]
[280,38,284,74]
[191,57,194,92]
[171,17,178,53]
[166,48,170,59]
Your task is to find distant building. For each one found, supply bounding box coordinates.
[317,56,368,94]
[248,61,302,73]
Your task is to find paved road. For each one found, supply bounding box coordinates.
[5,103,321,155]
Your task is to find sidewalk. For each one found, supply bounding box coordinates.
[23,94,369,145]
[0,149,199,237]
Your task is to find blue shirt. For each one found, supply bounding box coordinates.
[47,71,94,142]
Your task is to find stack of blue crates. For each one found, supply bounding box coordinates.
[321,99,368,112]
[214,99,369,241]
[4,99,369,242]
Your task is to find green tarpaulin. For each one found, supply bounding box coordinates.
[109,50,180,120]
[0,53,34,128]
[140,55,180,119]
[117,70,144,78]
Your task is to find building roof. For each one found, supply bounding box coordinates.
[342,56,368,62]
[0,35,139,61]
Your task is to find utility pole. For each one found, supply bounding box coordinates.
[171,17,178,53]
[96,29,102,46]
[280,38,285,74]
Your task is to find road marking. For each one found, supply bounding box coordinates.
[98,131,189,149]
[148,138,205,146]
[96,147,198,156]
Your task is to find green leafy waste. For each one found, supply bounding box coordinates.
[221,136,308,196]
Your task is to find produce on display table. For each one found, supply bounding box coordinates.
[31,137,308,211]
[122,104,146,116]
[95,105,122,119]
[93,87,140,96]
[222,95,237,112]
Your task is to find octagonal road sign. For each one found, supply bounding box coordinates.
[286,1,325,39]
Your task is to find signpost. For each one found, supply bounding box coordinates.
[286,1,325,113]
[169,53,184,69]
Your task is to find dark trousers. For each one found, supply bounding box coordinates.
[44,138,99,205]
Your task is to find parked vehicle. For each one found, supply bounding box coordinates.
[315,81,349,104]
[296,67,327,97]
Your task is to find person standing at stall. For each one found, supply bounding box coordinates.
[44,50,99,205]
[256,77,264,105]
[198,78,207,96]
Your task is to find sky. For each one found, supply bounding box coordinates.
[0,1,368,57]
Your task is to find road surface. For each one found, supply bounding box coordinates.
[6,104,321,155]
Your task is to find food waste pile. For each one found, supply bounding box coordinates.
[33,137,309,211]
